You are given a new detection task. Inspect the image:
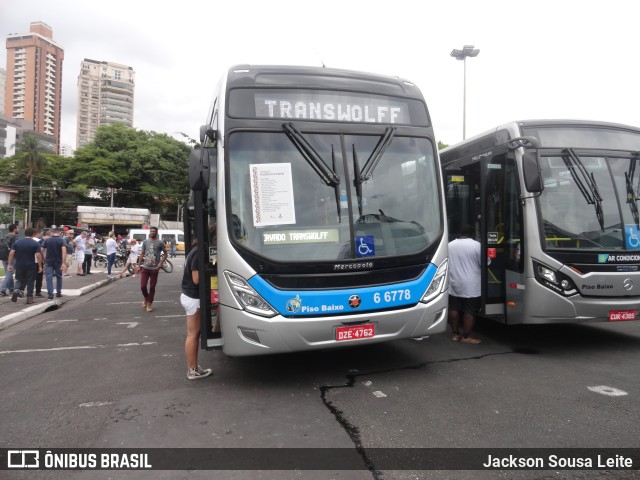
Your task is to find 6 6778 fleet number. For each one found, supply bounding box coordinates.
[373,289,411,304]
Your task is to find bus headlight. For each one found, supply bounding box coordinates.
[532,260,577,296]
[224,271,277,317]
[422,259,448,304]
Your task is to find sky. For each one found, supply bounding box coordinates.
[1,0,640,150]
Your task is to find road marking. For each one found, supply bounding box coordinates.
[107,300,174,305]
[93,318,109,321]
[0,345,101,354]
[587,385,628,397]
[372,391,387,398]
[79,401,114,407]
[1,342,156,355]
[117,322,139,328]
[46,319,78,323]
[155,315,183,318]
[362,381,372,387]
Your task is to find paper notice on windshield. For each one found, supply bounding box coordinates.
[250,163,296,227]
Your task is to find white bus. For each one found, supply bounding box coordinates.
[187,64,449,355]
[441,120,640,324]
[127,229,185,253]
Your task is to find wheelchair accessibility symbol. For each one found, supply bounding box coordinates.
[626,225,640,250]
[356,236,375,257]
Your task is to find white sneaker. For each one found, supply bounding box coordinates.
[187,366,213,380]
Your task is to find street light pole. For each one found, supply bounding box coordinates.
[51,180,57,226]
[450,45,480,140]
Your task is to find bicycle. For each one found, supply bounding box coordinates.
[129,259,173,274]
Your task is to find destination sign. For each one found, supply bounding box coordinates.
[262,228,340,245]
[253,92,411,124]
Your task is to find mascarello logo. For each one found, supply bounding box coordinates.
[598,254,609,264]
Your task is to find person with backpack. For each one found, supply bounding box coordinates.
[137,226,167,312]
[0,223,19,296]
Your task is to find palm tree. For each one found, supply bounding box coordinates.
[18,133,47,227]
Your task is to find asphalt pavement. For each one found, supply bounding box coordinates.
[0,258,179,331]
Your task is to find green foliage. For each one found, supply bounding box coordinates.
[0,204,14,225]
[438,141,449,150]
[0,124,191,227]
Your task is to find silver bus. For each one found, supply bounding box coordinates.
[187,65,449,355]
[441,120,640,324]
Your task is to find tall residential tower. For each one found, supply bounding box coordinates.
[76,59,135,148]
[4,22,64,153]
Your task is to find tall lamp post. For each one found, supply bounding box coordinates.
[51,180,57,226]
[450,45,480,140]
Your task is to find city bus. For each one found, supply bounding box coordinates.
[440,120,640,324]
[187,64,449,355]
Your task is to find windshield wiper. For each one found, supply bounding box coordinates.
[352,144,363,216]
[356,127,396,184]
[625,154,640,227]
[283,122,342,219]
[282,123,340,187]
[562,148,604,231]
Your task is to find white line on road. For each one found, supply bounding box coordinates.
[79,401,114,407]
[372,391,387,398]
[0,345,102,354]
[1,342,157,355]
[117,322,139,328]
[107,300,174,305]
[587,385,628,396]
[46,319,78,323]
[155,315,183,318]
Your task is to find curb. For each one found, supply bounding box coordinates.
[0,276,119,332]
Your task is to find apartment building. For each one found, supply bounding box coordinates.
[76,59,135,148]
[4,22,64,154]
[0,68,5,114]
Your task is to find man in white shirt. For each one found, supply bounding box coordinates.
[448,225,482,344]
[74,231,87,276]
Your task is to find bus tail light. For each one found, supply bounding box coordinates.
[532,260,578,296]
[422,259,448,304]
[224,271,277,317]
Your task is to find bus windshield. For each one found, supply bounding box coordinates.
[538,153,640,250]
[228,131,441,262]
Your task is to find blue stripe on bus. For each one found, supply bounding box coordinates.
[248,264,437,317]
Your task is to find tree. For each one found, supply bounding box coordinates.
[17,133,47,227]
[73,124,191,214]
[438,141,449,150]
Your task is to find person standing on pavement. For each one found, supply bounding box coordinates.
[74,231,87,276]
[8,227,43,304]
[169,236,177,258]
[118,238,140,277]
[84,232,95,274]
[448,224,483,344]
[62,229,74,277]
[33,230,45,297]
[42,227,66,299]
[180,236,213,380]
[137,226,167,312]
[105,231,117,277]
[0,223,19,296]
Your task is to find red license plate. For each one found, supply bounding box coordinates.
[608,310,637,322]
[336,323,375,341]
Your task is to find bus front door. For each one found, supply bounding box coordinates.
[481,155,507,321]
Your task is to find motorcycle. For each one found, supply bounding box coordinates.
[93,250,126,269]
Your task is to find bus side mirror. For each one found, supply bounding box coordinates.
[189,147,210,191]
[199,125,217,144]
[522,150,544,193]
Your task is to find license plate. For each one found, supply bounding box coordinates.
[608,310,637,322]
[336,323,375,341]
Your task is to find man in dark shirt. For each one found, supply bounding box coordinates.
[8,227,43,304]
[42,227,66,299]
[0,223,19,296]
